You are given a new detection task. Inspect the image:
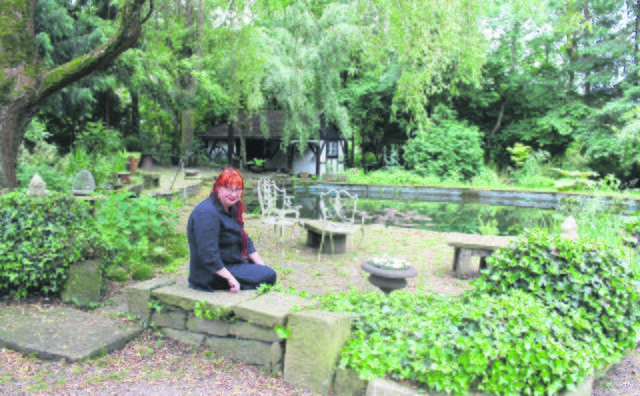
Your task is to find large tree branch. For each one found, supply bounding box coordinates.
[38,0,153,103]
[0,0,152,189]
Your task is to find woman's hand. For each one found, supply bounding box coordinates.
[216,267,240,293]
[228,277,240,293]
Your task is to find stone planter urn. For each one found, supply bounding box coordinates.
[361,256,417,294]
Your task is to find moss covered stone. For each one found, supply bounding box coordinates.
[61,259,103,306]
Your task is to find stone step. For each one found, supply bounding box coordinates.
[0,306,142,362]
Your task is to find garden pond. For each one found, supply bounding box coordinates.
[247,183,638,236]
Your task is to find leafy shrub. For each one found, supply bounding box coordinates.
[473,228,640,359]
[322,290,596,395]
[16,163,71,192]
[94,192,180,280]
[131,263,154,281]
[511,150,556,189]
[621,211,640,246]
[347,168,444,186]
[16,120,71,192]
[470,167,507,189]
[75,121,123,156]
[0,192,105,298]
[62,147,127,189]
[403,105,484,181]
[550,168,598,191]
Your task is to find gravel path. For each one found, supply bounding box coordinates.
[593,346,640,395]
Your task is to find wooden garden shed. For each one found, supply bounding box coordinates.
[201,111,348,176]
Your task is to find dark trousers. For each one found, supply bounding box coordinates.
[206,263,277,291]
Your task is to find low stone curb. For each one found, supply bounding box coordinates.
[332,369,594,396]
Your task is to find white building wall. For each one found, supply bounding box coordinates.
[292,148,317,175]
[206,139,344,175]
[264,150,287,172]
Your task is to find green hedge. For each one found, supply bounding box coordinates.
[0,192,105,298]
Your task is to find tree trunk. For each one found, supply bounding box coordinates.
[227,120,235,165]
[180,0,196,160]
[0,0,151,189]
[131,90,141,146]
[0,99,39,188]
[485,101,505,163]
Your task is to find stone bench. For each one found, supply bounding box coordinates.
[303,220,359,254]
[446,234,513,277]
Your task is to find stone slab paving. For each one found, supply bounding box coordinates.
[0,305,142,362]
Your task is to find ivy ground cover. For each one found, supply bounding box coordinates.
[321,229,640,395]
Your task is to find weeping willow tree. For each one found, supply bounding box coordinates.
[260,0,487,154]
[359,0,487,132]
[208,7,270,167]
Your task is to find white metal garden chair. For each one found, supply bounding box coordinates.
[314,188,367,257]
[257,177,301,246]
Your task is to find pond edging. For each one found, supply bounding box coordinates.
[295,181,639,212]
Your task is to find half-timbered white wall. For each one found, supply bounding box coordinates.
[205,140,345,176]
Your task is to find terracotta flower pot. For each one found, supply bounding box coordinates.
[128,157,139,172]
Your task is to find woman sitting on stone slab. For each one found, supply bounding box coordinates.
[187,168,277,292]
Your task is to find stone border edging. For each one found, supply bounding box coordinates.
[150,178,203,200]
[295,181,639,212]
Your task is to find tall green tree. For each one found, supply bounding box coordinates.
[34,0,120,152]
[0,0,152,189]
[359,0,487,133]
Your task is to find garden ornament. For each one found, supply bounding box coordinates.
[27,173,48,197]
[560,215,578,240]
[72,169,96,196]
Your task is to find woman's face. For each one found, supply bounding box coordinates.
[217,185,243,211]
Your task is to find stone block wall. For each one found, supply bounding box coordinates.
[125,280,594,396]
[125,280,339,383]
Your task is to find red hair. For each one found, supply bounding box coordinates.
[212,168,248,258]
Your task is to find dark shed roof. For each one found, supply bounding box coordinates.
[202,111,343,141]
[202,111,286,140]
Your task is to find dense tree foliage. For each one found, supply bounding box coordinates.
[404,105,484,180]
[5,0,640,188]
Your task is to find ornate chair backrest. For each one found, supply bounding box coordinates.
[257,177,278,217]
[257,177,300,219]
[319,189,359,225]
